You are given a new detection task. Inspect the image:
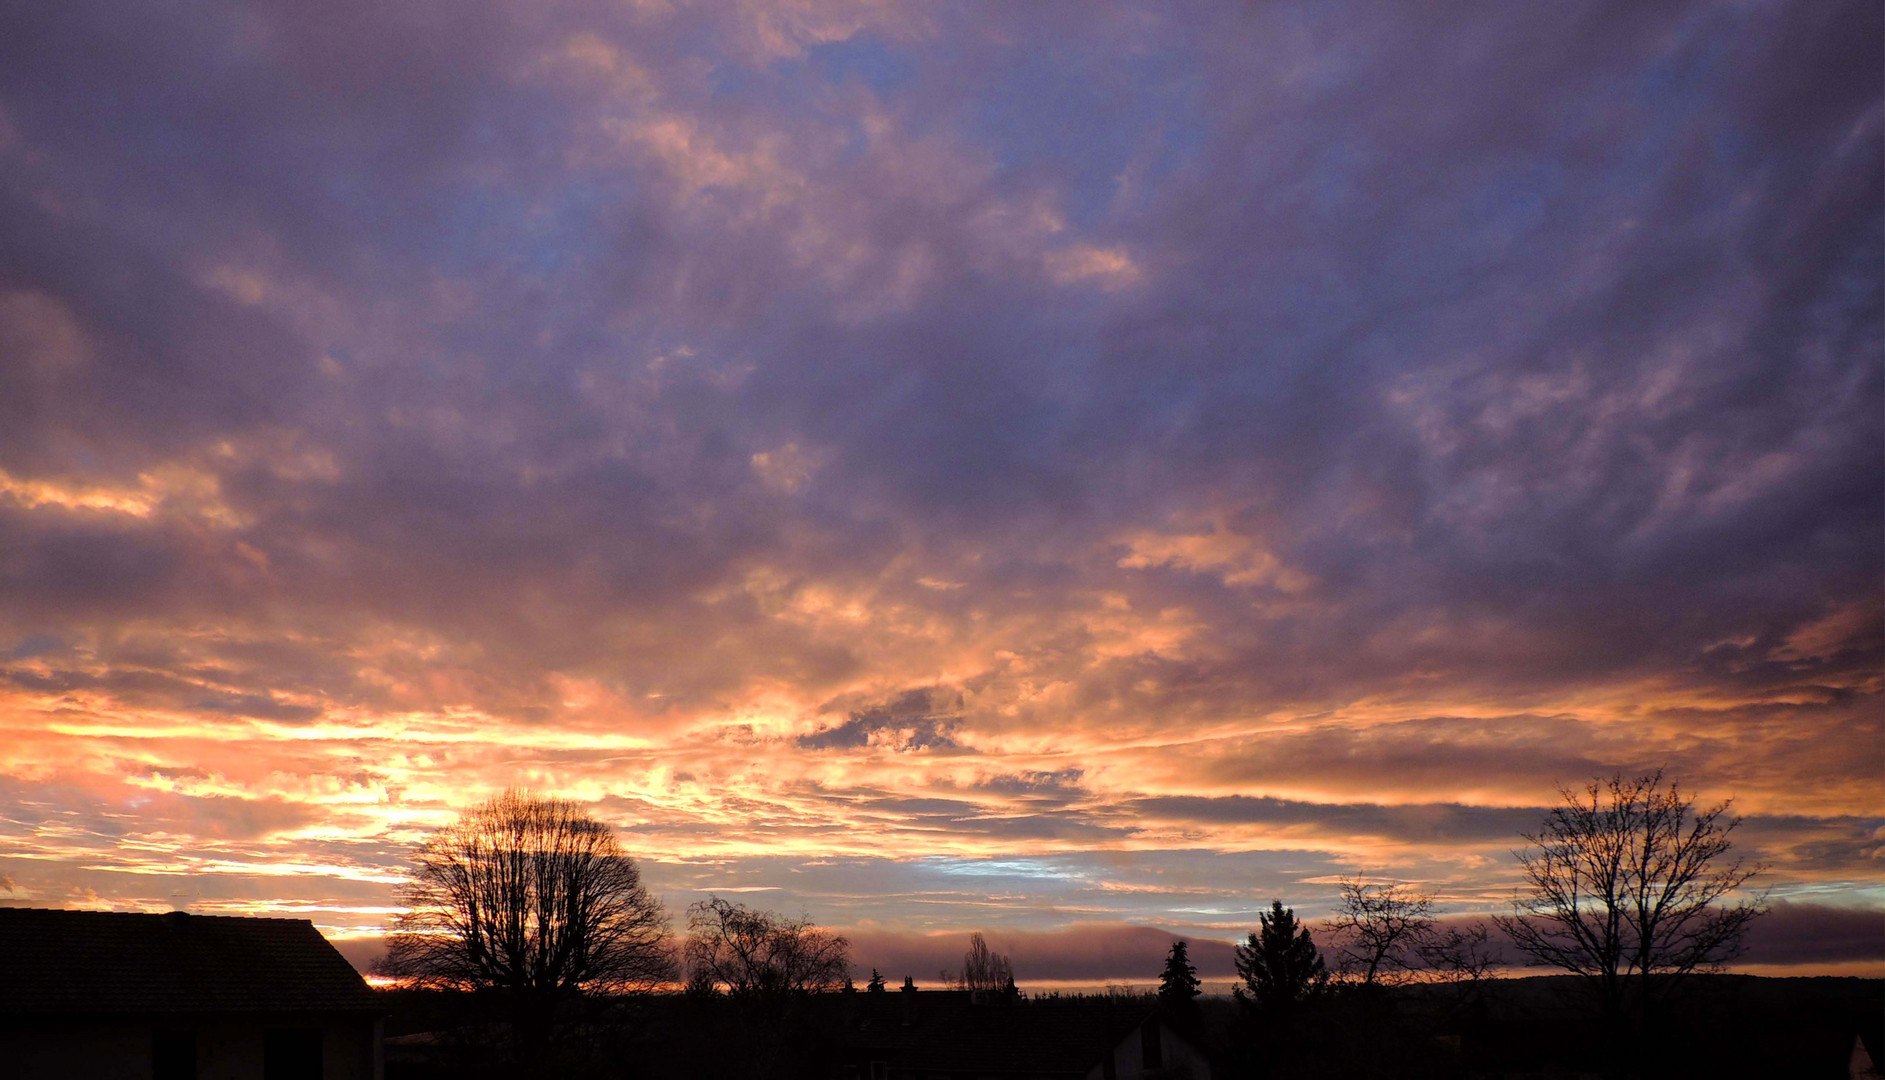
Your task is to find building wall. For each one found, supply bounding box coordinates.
[3,1019,150,1078]
[0,1013,380,1080]
[1085,1021,1214,1080]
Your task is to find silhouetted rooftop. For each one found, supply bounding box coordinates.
[0,907,380,1016]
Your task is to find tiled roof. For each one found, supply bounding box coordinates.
[0,907,381,1016]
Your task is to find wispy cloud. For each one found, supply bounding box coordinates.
[0,0,1876,972]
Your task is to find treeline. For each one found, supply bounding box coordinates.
[374,772,1786,1079]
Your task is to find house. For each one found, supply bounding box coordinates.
[824,983,1222,1080]
[0,907,383,1080]
[1855,1031,1885,1080]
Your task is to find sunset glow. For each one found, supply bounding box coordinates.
[0,0,1878,984]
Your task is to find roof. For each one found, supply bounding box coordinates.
[0,907,381,1016]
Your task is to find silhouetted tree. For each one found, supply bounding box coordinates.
[866,968,886,993]
[1329,877,1436,988]
[380,790,673,1061]
[1157,939,1201,1020]
[1416,923,1501,986]
[683,895,851,1003]
[1495,771,1765,1046]
[1416,923,1503,1028]
[945,932,1014,993]
[1234,900,1328,1012]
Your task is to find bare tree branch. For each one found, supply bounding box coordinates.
[1494,771,1766,1045]
[1329,877,1437,988]
[942,932,1013,993]
[379,790,674,1056]
[683,895,850,1002]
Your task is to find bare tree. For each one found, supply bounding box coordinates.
[683,895,850,1001]
[1495,771,1764,1037]
[1415,923,1501,987]
[1329,877,1436,988]
[943,931,1014,993]
[1416,923,1503,1028]
[380,790,673,1055]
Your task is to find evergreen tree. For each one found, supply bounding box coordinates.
[1234,900,1328,1012]
[1157,939,1202,1019]
[866,968,886,993]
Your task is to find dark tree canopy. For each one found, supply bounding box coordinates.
[683,895,851,1001]
[379,791,673,1054]
[1235,900,1328,1012]
[1495,771,1765,1033]
[1157,939,1201,1018]
[382,790,672,993]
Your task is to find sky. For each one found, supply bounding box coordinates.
[0,0,1879,985]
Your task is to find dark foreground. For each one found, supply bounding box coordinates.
[380,974,1883,1080]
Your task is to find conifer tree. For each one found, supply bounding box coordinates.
[1157,939,1202,1019]
[1233,900,1328,1011]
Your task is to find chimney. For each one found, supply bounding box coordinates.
[901,976,916,1026]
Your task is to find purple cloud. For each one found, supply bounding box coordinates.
[0,0,1874,970]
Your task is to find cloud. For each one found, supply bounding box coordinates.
[1736,901,1885,966]
[0,0,1874,963]
[798,689,965,751]
[1115,796,1539,846]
